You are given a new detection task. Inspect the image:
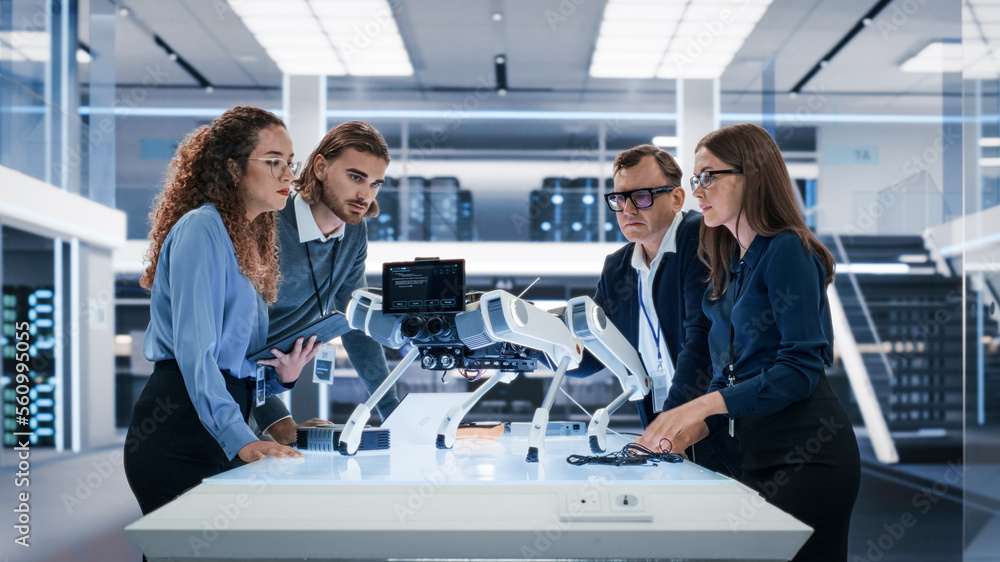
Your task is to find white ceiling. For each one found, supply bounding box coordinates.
[89,0,963,115]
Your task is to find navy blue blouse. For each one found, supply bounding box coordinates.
[704,231,834,421]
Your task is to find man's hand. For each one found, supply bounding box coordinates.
[267,417,331,446]
[257,335,322,384]
[635,392,727,452]
[237,440,304,463]
[298,418,331,428]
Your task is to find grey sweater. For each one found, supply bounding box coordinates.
[261,196,399,423]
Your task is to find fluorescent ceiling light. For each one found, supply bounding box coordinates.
[979,137,1000,147]
[652,136,678,146]
[979,157,1000,167]
[254,33,330,50]
[310,0,389,18]
[900,41,963,73]
[590,0,775,80]
[590,62,658,79]
[229,0,413,76]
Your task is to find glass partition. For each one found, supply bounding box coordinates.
[963,2,1000,559]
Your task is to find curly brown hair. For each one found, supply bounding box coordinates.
[295,121,389,218]
[140,106,285,303]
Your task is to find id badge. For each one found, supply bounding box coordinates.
[255,364,266,407]
[651,371,669,413]
[313,342,335,385]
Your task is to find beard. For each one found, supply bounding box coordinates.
[319,188,369,225]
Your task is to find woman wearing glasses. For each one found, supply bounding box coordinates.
[637,123,860,561]
[124,106,320,516]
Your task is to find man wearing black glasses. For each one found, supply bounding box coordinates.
[251,122,400,445]
[578,144,738,475]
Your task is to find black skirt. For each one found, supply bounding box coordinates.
[734,373,861,562]
[123,360,254,515]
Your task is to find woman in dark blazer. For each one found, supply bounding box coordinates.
[637,123,860,561]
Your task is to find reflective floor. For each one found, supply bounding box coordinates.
[1,433,997,562]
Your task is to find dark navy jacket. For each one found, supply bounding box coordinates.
[704,231,834,425]
[572,211,714,427]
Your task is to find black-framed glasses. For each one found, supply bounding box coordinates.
[689,169,741,190]
[246,157,303,178]
[604,185,676,212]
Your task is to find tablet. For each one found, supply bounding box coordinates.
[247,312,351,362]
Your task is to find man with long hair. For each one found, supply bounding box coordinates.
[252,122,399,443]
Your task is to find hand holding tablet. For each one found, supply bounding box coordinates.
[247,312,352,361]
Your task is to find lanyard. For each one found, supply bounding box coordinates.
[727,262,747,436]
[305,238,341,316]
[637,277,663,371]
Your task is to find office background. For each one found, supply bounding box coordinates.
[1,0,998,560]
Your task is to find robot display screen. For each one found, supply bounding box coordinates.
[382,259,466,314]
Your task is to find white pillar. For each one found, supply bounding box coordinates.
[677,78,719,212]
[281,74,328,420]
[283,74,328,166]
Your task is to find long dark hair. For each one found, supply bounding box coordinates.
[697,123,835,299]
[141,106,285,303]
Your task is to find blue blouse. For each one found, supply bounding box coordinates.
[704,231,834,422]
[143,204,290,460]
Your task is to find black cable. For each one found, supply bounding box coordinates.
[567,442,683,467]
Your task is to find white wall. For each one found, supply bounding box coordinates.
[817,122,955,235]
[79,243,118,449]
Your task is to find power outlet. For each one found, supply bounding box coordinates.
[610,492,644,512]
[563,489,604,514]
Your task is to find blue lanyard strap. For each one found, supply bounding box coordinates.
[637,277,662,365]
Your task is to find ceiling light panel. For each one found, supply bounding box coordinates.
[229,0,412,76]
[590,0,775,80]
[900,41,964,74]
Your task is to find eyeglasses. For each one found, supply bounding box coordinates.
[689,169,741,190]
[604,185,676,212]
[246,158,303,178]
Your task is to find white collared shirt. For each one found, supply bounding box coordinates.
[630,211,683,412]
[293,191,345,243]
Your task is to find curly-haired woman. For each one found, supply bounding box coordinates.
[124,106,321,515]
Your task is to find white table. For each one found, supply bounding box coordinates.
[126,425,810,561]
